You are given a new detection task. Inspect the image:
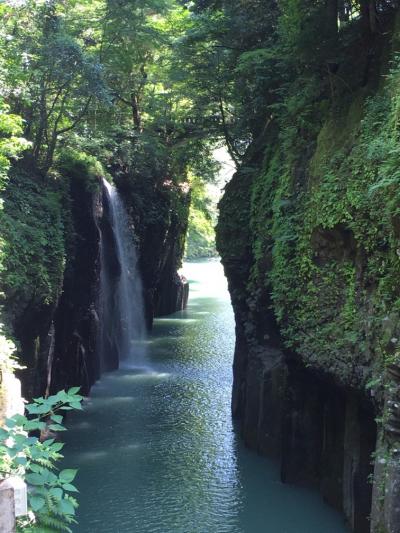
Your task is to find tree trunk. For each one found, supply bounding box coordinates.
[326,0,338,37]
[131,93,142,132]
[360,0,376,42]
[33,85,47,162]
[43,133,57,174]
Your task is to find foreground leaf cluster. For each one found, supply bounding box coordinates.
[0,387,83,532]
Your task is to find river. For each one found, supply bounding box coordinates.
[64,259,348,533]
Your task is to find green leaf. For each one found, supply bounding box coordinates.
[29,447,41,459]
[14,434,27,446]
[26,473,46,486]
[48,424,66,431]
[56,391,70,402]
[5,417,17,428]
[50,442,64,452]
[24,420,46,431]
[26,403,49,415]
[50,414,63,424]
[50,487,63,500]
[33,397,45,404]
[12,414,27,425]
[58,498,76,516]
[59,469,78,483]
[42,470,58,484]
[70,402,83,410]
[29,495,45,512]
[29,463,43,473]
[46,394,61,404]
[62,483,79,493]
[25,404,40,414]
[67,386,81,395]
[6,447,18,458]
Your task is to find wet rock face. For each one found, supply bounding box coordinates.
[14,303,57,399]
[230,323,377,532]
[371,362,400,533]
[140,197,190,321]
[155,272,189,317]
[311,224,358,266]
[51,176,103,395]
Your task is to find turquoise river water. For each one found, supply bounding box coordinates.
[64,259,348,533]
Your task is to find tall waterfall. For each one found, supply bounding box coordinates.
[98,179,147,369]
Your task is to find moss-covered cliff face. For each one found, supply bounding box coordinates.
[0,165,67,397]
[217,18,400,533]
[0,157,105,397]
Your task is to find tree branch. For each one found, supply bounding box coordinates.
[56,96,92,135]
[218,95,240,168]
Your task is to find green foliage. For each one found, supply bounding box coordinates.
[247,16,400,387]
[56,149,104,191]
[0,102,30,191]
[186,175,217,258]
[0,0,221,323]
[0,388,83,532]
[0,169,65,317]
[2,0,395,400]
[0,101,30,371]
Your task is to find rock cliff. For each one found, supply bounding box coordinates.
[1,159,189,399]
[217,17,400,533]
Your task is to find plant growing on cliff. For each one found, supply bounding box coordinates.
[0,388,83,532]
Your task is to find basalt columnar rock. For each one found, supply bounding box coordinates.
[216,17,400,533]
[51,173,103,395]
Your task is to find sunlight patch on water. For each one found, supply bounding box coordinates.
[156,317,199,324]
[123,443,142,452]
[118,371,172,382]
[77,450,109,462]
[70,421,92,430]
[147,336,183,345]
[109,396,136,403]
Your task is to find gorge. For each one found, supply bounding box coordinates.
[63,259,348,533]
[1,1,400,532]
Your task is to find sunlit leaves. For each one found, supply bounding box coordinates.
[0,388,83,532]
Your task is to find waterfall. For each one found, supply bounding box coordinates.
[98,179,147,370]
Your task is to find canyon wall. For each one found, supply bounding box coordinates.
[216,18,400,533]
[0,159,189,399]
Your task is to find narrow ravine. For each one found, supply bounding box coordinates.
[64,259,348,533]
